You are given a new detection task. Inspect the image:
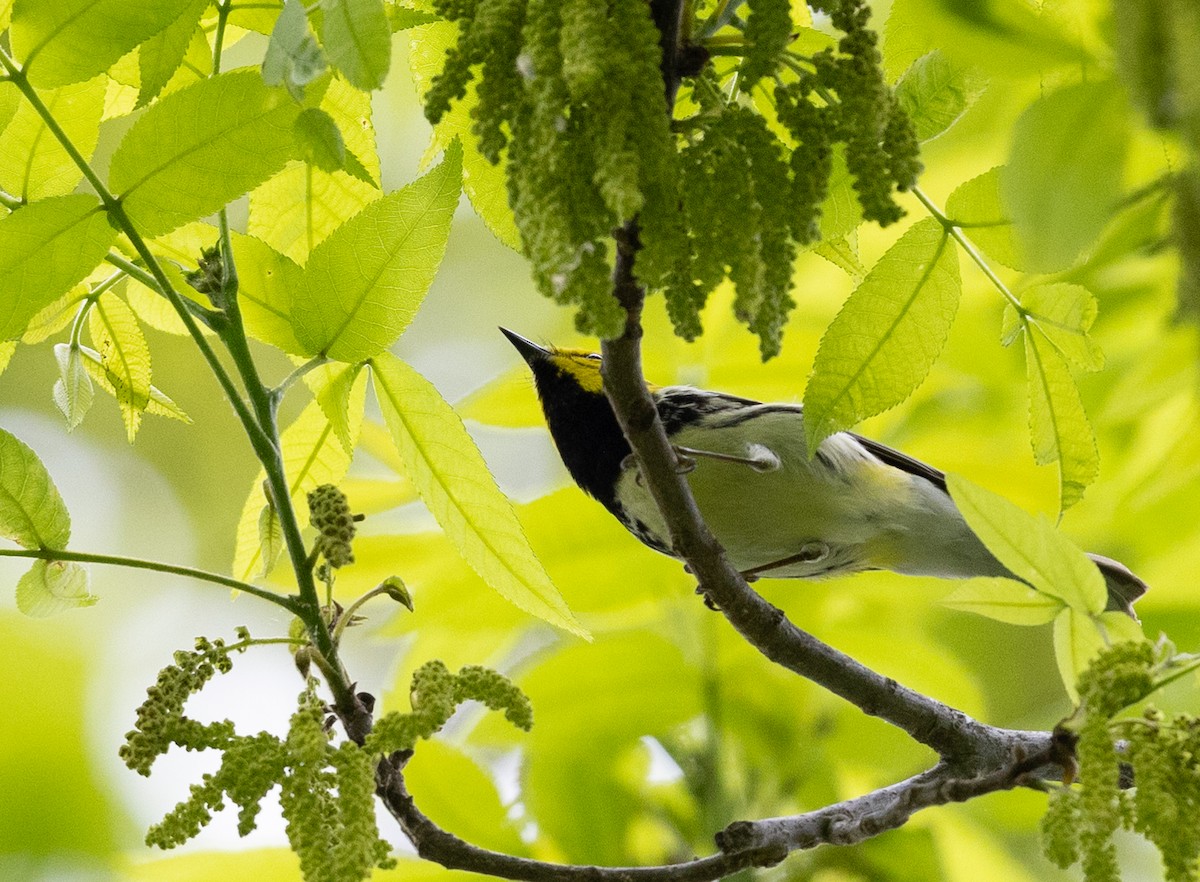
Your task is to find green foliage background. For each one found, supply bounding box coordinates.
[0,1,1198,881]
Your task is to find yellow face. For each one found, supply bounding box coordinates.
[547,349,605,393]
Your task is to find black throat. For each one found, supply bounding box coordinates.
[529,361,630,514]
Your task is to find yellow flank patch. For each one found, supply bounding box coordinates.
[550,349,605,393]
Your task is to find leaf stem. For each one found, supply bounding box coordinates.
[912,185,1024,312]
[0,547,300,612]
[0,189,23,210]
[273,355,331,402]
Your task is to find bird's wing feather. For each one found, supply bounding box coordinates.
[850,433,948,493]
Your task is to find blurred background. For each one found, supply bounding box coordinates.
[3,2,1198,881]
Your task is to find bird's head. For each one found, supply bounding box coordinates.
[501,328,629,510]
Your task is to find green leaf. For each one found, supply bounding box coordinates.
[0,341,15,378]
[109,69,302,237]
[256,496,285,578]
[137,0,211,107]
[370,352,586,638]
[294,108,347,173]
[1003,80,1130,273]
[804,218,961,452]
[52,343,94,431]
[11,0,198,87]
[262,0,328,100]
[78,346,190,424]
[88,291,153,443]
[321,0,391,91]
[812,235,866,281]
[1024,331,1099,512]
[1052,608,1113,701]
[895,50,986,142]
[941,576,1065,625]
[312,362,364,453]
[232,384,365,581]
[0,81,21,142]
[16,560,95,617]
[248,77,382,260]
[292,145,460,360]
[229,233,305,352]
[1010,283,1105,372]
[389,7,440,31]
[944,167,1020,270]
[946,474,1106,613]
[0,195,117,341]
[407,23,520,250]
[817,146,864,241]
[0,427,71,550]
[0,76,106,201]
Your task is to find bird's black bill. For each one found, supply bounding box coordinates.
[500,327,549,364]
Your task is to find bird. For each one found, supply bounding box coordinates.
[501,327,1148,617]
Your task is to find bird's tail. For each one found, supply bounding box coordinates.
[1088,553,1149,619]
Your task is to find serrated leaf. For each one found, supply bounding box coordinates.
[0,427,71,550]
[262,0,327,100]
[1018,282,1105,371]
[0,81,20,142]
[88,291,152,442]
[1048,609,1142,701]
[78,346,190,423]
[137,0,211,107]
[0,195,117,341]
[53,343,95,431]
[292,144,460,360]
[945,168,1020,270]
[390,7,439,31]
[229,233,305,352]
[21,287,87,344]
[408,23,519,250]
[941,576,1064,625]
[109,69,302,237]
[895,50,987,142]
[0,341,15,377]
[1003,80,1130,273]
[294,108,346,173]
[231,380,366,581]
[11,0,198,88]
[817,146,863,241]
[312,362,364,453]
[321,0,391,91]
[248,76,381,259]
[1024,332,1099,512]
[0,76,105,201]
[812,235,866,281]
[16,559,95,617]
[804,218,961,451]
[946,474,1106,613]
[370,352,587,638]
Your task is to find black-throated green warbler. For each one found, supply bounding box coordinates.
[502,328,1147,616]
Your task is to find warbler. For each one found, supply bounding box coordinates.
[502,328,1147,616]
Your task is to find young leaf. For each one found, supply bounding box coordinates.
[137,0,211,107]
[321,0,392,91]
[109,69,302,237]
[804,218,961,452]
[812,235,866,281]
[52,343,95,431]
[291,144,461,361]
[11,0,197,88]
[1003,80,1130,273]
[1017,283,1105,371]
[944,167,1020,270]
[370,352,587,638]
[1052,608,1100,701]
[248,77,381,260]
[229,233,306,352]
[946,474,1106,613]
[0,195,117,340]
[16,559,96,617]
[941,576,1065,625]
[0,75,105,201]
[88,291,153,442]
[294,108,347,173]
[78,346,190,424]
[1024,332,1100,512]
[312,362,364,453]
[231,383,365,581]
[262,0,328,100]
[256,498,285,578]
[895,50,987,142]
[0,427,71,550]
[21,287,86,344]
[0,341,15,377]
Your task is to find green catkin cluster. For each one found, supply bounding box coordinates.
[120,637,237,775]
[366,660,532,755]
[307,483,356,568]
[425,0,917,356]
[1041,642,1200,882]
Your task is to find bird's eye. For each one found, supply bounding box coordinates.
[584,354,601,361]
